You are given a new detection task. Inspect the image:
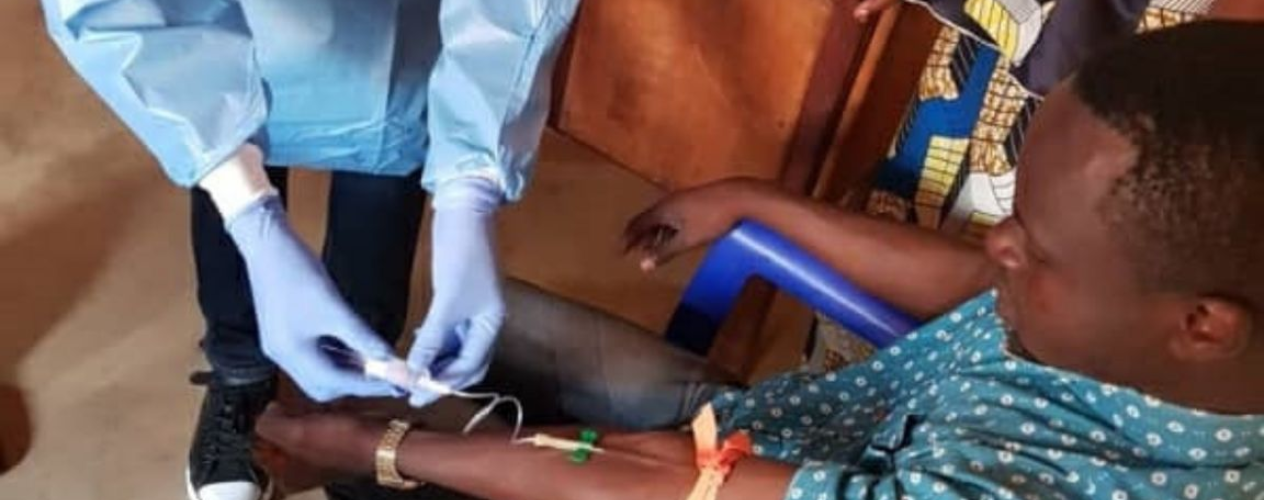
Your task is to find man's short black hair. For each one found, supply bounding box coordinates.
[1073,20,1263,309]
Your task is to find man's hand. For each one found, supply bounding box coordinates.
[256,405,694,482]
[854,0,900,21]
[255,404,383,478]
[624,178,781,270]
[407,178,506,407]
[633,175,992,319]
[257,403,701,499]
[257,401,799,500]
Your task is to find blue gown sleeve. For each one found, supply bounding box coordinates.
[42,0,267,187]
[423,0,581,202]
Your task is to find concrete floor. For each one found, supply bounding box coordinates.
[0,1,724,497]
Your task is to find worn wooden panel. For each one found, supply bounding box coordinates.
[780,0,876,193]
[556,0,836,189]
[712,6,940,377]
[814,5,941,206]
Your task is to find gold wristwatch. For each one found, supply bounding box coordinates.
[375,419,421,490]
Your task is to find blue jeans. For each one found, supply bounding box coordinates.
[190,168,425,385]
[481,279,731,430]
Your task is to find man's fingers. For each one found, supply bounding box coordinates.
[854,0,898,20]
[623,205,679,249]
[623,206,659,235]
[651,230,689,266]
[623,225,672,254]
[622,229,652,255]
[637,231,690,271]
[255,403,295,445]
[624,222,686,272]
[622,212,661,252]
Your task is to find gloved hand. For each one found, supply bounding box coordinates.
[225,194,399,402]
[406,177,506,407]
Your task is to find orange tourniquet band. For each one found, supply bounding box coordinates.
[685,404,753,500]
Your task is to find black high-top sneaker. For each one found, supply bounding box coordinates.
[185,372,275,500]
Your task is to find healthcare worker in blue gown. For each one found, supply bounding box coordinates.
[42,0,581,499]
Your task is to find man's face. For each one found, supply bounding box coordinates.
[985,85,1181,387]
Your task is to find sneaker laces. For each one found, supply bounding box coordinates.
[190,372,268,474]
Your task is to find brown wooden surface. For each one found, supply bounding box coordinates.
[778,0,876,193]
[713,6,941,378]
[1211,0,1264,19]
[555,0,838,190]
[550,1,941,376]
[700,0,875,377]
[814,5,941,206]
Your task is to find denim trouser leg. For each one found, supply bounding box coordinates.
[483,279,733,431]
[191,167,289,385]
[322,170,426,346]
[326,278,735,500]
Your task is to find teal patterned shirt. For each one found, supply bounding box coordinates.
[712,292,1264,500]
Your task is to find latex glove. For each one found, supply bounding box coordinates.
[407,177,506,407]
[224,194,399,402]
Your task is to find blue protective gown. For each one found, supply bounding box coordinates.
[42,0,579,201]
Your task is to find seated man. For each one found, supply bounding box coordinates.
[255,21,1264,500]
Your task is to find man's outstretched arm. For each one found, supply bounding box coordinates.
[398,429,794,500]
[257,408,794,500]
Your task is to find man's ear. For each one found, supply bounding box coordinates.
[1170,296,1255,362]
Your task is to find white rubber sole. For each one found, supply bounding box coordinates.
[184,466,274,500]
